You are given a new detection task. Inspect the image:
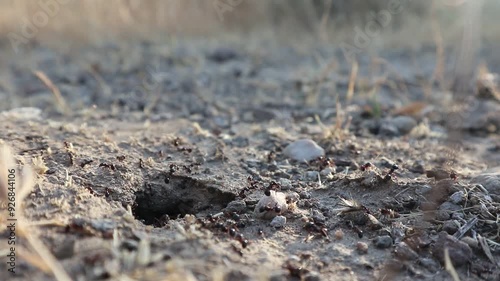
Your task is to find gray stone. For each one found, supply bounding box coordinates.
[394,242,419,261]
[470,173,500,195]
[278,178,292,190]
[224,200,247,213]
[449,191,465,204]
[373,235,393,249]
[283,139,325,162]
[305,171,320,181]
[436,202,462,220]
[418,257,440,273]
[380,116,417,136]
[442,220,460,235]
[433,232,473,267]
[270,215,286,228]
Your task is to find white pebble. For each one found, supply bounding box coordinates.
[283,139,325,162]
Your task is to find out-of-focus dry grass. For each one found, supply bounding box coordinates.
[1,0,496,46]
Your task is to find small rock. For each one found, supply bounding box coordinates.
[299,191,311,199]
[231,136,249,147]
[460,236,479,250]
[320,167,335,178]
[270,215,287,228]
[334,229,344,240]
[416,184,432,195]
[283,139,325,162]
[418,257,440,273]
[254,191,288,220]
[442,220,460,235]
[207,47,238,63]
[278,178,292,190]
[357,242,369,254]
[449,191,465,204]
[379,116,417,136]
[433,232,473,267]
[409,161,425,174]
[394,242,419,261]
[470,173,500,195]
[304,271,322,281]
[373,235,393,249]
[312,210,326,225]
[224,200,247,213]
[285,192,300,203]
[305,171,320,181]
[436,202,462,221]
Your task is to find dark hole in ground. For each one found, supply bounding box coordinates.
[133,174,235,226]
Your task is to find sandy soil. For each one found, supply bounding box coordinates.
[0,39,499,281]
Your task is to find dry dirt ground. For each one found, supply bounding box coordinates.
[0,39,499,281]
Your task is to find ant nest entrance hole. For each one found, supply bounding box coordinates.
[133,174,235,226]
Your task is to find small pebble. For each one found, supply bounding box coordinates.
[224,200,247,213]
[278,178,292,190]
[270,215,287,228]
[304,271,322,281]
[460,236,479,250]
[442,220,460,235]
[418,257,440,273]
[394,242,419,261]
[470,173,500,195]
[356,242,369,254]
[433,232,473,267]
[283,139,325,162]
[436,202,462,221]
[334,229,344,240]
[449,191,465,204]
[373,235,393,249]
[305,171,320,181]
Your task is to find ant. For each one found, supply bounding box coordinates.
[314,156,334,171]
[346,221,363,238]
[304,220,329,239]
[360,162,373,171]
[239,176,261,198]
[264,181,281,196]
[267,151,276,163]
[384,164,399,181]
[380,208,400,219]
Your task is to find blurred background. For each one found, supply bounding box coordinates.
[0,0,498,48]
[1,0,500,117]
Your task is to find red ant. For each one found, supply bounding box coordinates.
[315,156,334,171]
[360,162,373,171]
[380,208,400,219]
[264,181,281,196]
[384,164,399,181]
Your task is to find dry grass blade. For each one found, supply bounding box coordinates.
[33,70,70,115]
[0,144,72,281]
[346,60,358,102]
[0,145,15,201]
[453,216,478,239]
[444,248,461,281]
[477,234,498,266]
[18,225,73,281]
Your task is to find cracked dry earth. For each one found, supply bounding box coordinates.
[0,40,500,281]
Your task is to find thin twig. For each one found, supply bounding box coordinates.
[33,71,70,115]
